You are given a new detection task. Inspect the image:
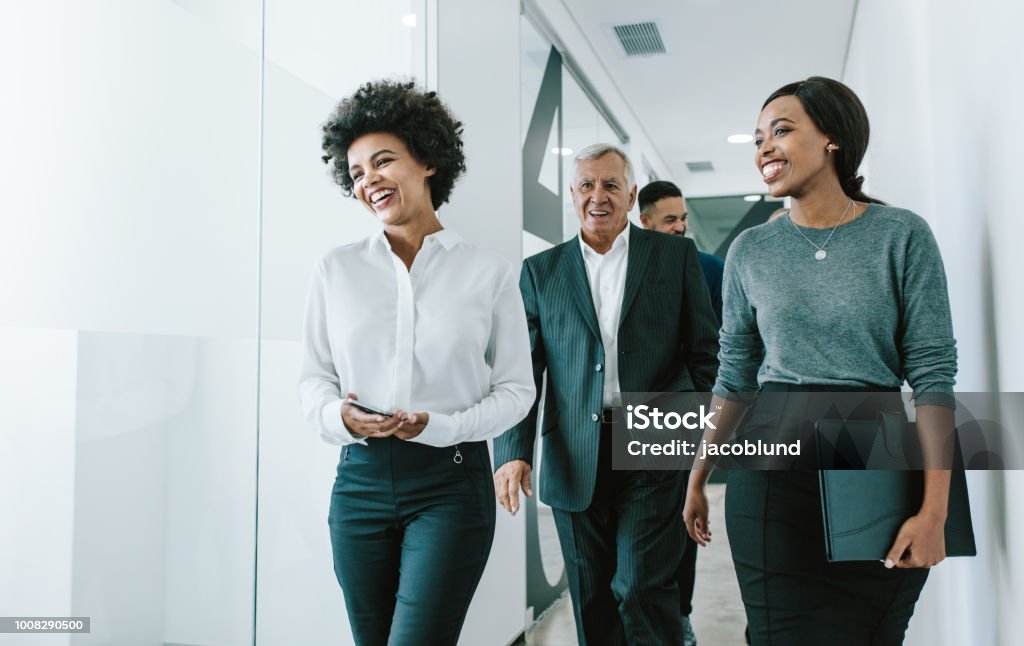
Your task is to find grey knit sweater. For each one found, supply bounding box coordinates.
[712,204,957,408]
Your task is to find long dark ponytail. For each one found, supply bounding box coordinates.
[762,77,885,205]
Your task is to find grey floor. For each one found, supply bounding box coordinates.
[525,483,748,645]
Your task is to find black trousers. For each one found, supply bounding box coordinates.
[328,438,495,646]
[552,421,686,646]
[726,384,929,645]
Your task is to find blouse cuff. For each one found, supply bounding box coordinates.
[321,400,366,446]
[408,412,458,447]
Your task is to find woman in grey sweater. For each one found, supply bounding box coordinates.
[682,77,957,644]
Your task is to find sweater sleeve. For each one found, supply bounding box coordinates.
[899,219,958,408]
[712,241,764,405]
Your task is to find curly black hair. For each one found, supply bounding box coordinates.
[321,80,466,210]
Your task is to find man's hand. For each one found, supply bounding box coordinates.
[341,393,402,438]
[494,459,533,516]
[885,513,947,569]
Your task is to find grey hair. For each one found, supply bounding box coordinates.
[573,143,635,188]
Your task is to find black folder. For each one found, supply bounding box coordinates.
[815,414,977,562]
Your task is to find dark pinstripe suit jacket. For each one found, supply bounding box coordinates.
[493,224,720,512]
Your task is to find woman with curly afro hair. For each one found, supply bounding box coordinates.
[299,80,535,645]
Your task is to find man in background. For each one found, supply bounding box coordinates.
[639,181,724,325]
[638,179,725,646]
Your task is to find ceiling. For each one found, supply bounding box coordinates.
[559,0,858,197]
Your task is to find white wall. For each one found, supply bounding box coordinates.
[844,1,1024,644]
[436,0,525,264]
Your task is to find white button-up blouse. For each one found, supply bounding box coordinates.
[298,228,536,448]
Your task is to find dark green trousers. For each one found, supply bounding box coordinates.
[328,438,495,646]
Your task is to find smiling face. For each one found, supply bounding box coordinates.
[641,196,688,236]
[754,95,838,199]
[347,131,436,226]
[571,153,637,248]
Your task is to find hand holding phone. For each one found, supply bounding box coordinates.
[342,394,401,439]
[344,397,394,418]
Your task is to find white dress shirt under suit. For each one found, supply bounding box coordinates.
[298,228,535,448]
[579,224,629,407]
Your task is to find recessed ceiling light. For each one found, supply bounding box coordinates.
[551,147,573,156]
[744,195,761,202]
[401,13,417,28]
[728,134,753,144]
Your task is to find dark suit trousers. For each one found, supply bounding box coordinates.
[674,481,698,617]
[552,421,686,646]
[328,438,495,646]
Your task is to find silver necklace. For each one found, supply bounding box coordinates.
[788,199,854,260]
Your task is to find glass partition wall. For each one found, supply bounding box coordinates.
[1,2,263,644]
[1,1,424,644]
[520,15,623,249]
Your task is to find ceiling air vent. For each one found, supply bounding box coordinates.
[611,21,667,57]
[686,161,715,173]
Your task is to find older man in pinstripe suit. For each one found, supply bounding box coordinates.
[494,143,719,646]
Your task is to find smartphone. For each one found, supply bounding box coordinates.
[343,398,394,418]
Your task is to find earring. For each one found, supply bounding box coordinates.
[826,143,838,152]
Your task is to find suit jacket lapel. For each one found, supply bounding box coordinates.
[619,225,652,327]
[560,240,601,341]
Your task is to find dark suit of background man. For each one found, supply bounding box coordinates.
[638,179,725,646]
[639,180,724,325]
[494,144,719,646]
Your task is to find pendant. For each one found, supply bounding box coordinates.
[815,249,827,260]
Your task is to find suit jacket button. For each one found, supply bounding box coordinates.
[591,413,600,422]
[595,363,603,372]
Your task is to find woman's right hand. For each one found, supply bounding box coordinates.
[682,476,712,546]
[342,393,403,438]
